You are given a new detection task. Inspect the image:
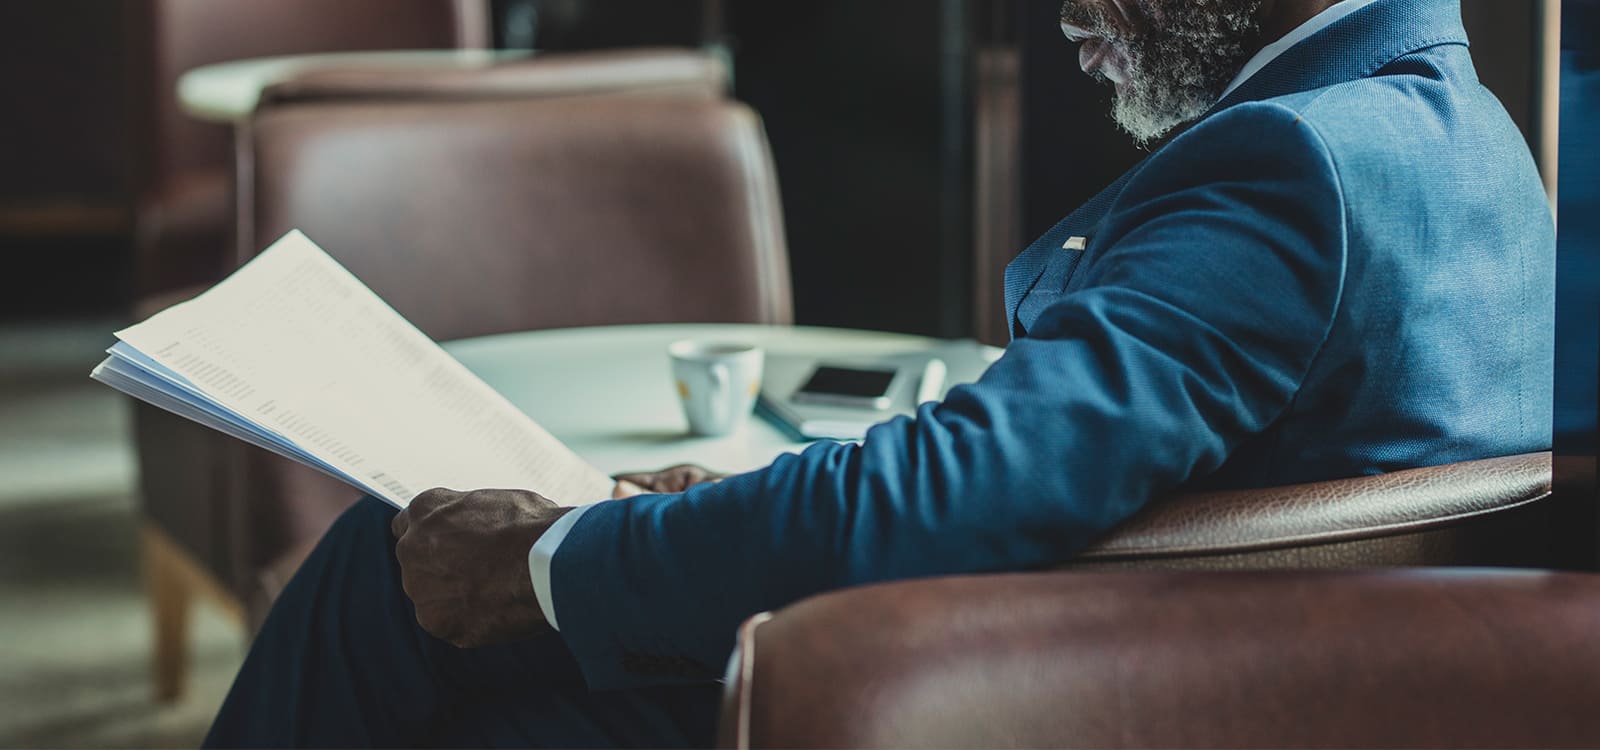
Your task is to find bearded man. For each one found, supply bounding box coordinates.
[206,0,1553,746]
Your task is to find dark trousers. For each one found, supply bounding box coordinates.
[204,496,719,748]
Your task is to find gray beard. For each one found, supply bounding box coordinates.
[1063,0,1265,146]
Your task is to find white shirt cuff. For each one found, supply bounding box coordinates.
[528,502,601,632]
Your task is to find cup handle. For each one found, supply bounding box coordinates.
[709,362,730,430]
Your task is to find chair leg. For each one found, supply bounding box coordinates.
[143,525,193,702]
[141,524,248,702]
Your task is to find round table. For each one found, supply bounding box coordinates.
[178,49,532,122]
[443,324,1001,477]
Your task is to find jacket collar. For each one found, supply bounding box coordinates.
[1208,0,1469,114]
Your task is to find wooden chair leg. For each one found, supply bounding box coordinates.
[143,525,193,702]
[141,524,247,702]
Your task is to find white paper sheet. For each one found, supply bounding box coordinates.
[103,230,615,508]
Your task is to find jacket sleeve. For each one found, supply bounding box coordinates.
[549,103,1350,690]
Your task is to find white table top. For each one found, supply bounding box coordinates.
[443,324,1001,478]
[178,49,532,122]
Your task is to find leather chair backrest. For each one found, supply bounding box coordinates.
[239,92,792,340]
[129,0,486,191]
[225,84,790,603]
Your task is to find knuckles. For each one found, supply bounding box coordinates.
[411,487,463,514]
[412,487,553,517]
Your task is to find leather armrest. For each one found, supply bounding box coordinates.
[257,48,728,107]
[720,569,1600,749]
[1075,452,1553,568]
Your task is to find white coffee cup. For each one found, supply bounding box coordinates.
[668,340,764,437]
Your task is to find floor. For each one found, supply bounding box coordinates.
[0,318,244,748]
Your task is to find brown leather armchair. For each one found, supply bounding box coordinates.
[135,52,790,700]
[718,453,1587,748]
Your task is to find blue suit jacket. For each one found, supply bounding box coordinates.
[552,0,1554,689]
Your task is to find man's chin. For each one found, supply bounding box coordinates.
[1110,94,1188,147]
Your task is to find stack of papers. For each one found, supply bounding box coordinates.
[92,230,615,508]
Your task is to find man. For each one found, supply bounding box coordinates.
[207,0,1554,746]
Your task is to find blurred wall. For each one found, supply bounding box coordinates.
[1553,0,1600,570]
[1555,0,1600,455]
[0,2,136,319]
[728,0,974,337]
[0,3,132,208]
[490,0,711,50]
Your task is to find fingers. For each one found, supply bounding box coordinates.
[613,465,726,494]
[613,471,652,488]
[391,508,410,539]
[669,465,713,490]
[666,464,729,492]
[613,479,647,499]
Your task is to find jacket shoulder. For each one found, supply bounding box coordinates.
[1128,99,1344,206]
[1248,55,1526,180]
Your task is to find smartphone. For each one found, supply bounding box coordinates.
[791,365,901,410]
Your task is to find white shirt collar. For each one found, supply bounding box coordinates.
[1218,0,1381,101]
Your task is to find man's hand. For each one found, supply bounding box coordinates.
[391,488,571,648]
[612,464,729,499]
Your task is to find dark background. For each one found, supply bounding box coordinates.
[0,0,1563,332]
[0,0,1591,555]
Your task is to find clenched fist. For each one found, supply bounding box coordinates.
[390,487,573,648]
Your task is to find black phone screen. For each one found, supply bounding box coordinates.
[797,366,898,398]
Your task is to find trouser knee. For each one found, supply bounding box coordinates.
[327,495,400,544]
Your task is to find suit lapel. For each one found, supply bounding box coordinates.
[1004,166,1142,336]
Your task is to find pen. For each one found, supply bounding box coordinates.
[916,358,947,405]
